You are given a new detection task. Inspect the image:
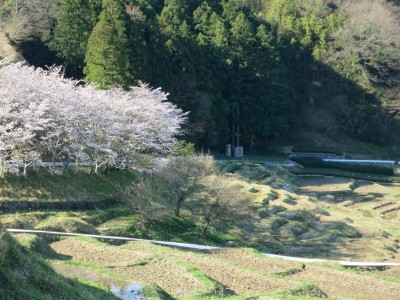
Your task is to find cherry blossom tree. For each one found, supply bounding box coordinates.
[0,61,187,176]
[0,62,53,175]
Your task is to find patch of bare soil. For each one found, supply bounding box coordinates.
[290,265,400,300]
[112,257,202,297]
[122,243,301,295]
[378,266,400,280]
[51,238,152,265]
[51,239,203,297]
[170,250,300,294]
[185,257,298,294]
[210,249,301,273]
[299,177,352,192]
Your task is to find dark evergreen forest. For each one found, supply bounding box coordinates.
[1,0,400,153]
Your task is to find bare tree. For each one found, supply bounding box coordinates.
[123,157,251,235]
[157,155,217,217]
[1,0,56,42]
[122,176,170,229]
[326,0,400,87]
[193,175,251,236]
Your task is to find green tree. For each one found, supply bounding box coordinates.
[266,0,301,44]
[230,12,256,58]
[158,0,194,61]
[84,0,134,88]
[193,2,213,46]
[193,2,228,49]
[49,0,101,76]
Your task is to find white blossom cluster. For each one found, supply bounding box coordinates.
[0,62,187,176]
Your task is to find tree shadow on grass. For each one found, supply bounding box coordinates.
[1,233,117,299]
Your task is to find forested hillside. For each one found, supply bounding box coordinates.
[1,0,400,154]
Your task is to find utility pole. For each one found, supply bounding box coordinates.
[236,125,239,147]
[232,113,235,149]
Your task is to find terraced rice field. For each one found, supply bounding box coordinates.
[44,237,400,299]
[4,161,400,298]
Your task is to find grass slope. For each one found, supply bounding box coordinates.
[0,169,136,202]
[0,229,117,299]
[0,33,19,62]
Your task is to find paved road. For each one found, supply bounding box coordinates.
[7,229,399,268]
[216,156,296,167]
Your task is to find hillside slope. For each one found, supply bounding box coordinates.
[1,0,399,153]
[1,161,400,298]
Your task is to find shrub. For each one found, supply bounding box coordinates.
[312,207,330,216]
[249,187,259,193]
[172,140,197,156]
[349,181,359,190]
[123,156,251,235]
[266,190,279,201]
[282,195,296,205]
[280,222,310,237]
[287,210,318,223]
[268,216,288,231]
[284,283,328,298]
[268,206,287,215]
[324,222,362,238]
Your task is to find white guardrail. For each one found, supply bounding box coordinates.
[6,229,400,268]
[7,158,400,168]
[12,162,91,168]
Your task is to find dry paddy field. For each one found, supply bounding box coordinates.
[49,237,400,299]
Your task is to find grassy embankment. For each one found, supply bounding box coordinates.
[0,228,118,299]
[0,169,136,202]
[0,167,243,244]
